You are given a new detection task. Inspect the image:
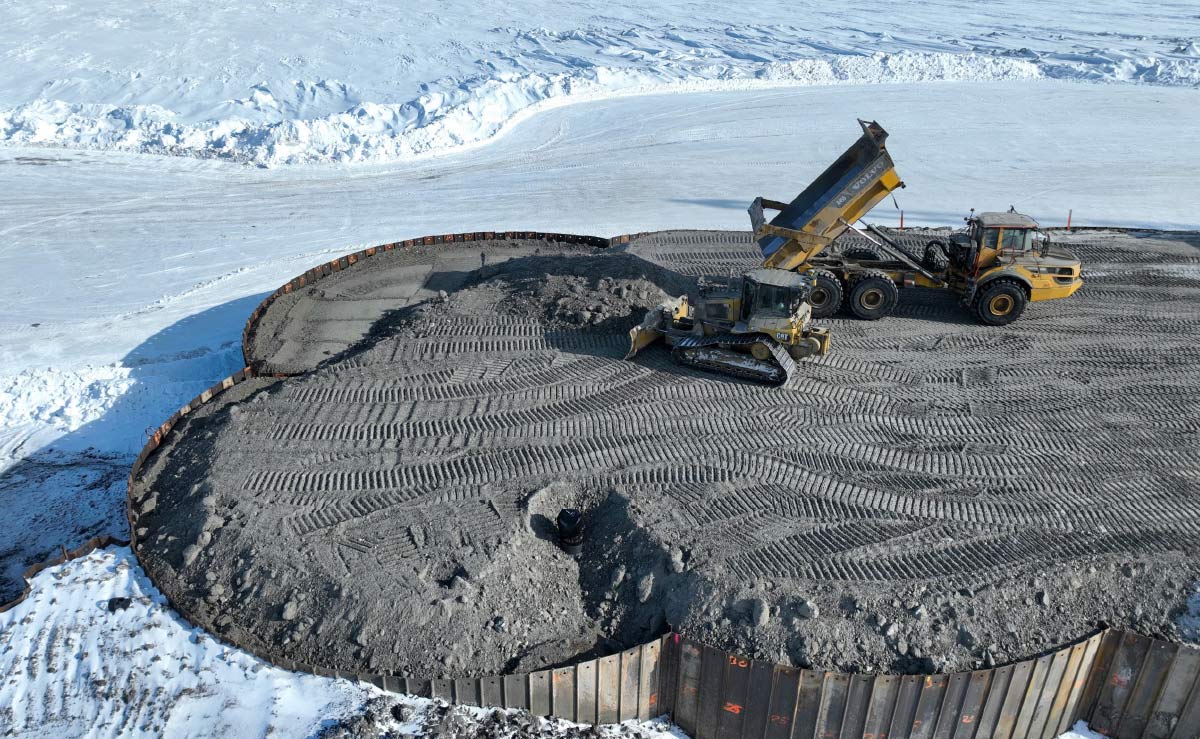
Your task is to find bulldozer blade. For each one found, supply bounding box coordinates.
[625,324,663,359]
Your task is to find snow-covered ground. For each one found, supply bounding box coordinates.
[0,545,682,737]
[1,0,1198,735]
[1,0,1198,165]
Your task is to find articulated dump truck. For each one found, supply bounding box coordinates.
[751,119,1084,325]
[626,119,1084,385]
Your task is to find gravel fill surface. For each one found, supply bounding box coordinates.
[132,229,1200,681]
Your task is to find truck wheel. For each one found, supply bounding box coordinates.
[807,269,844,318]
[842,245,884,262]
[974,279,1027,326]
[848,270,899,320]
[923,241,949,272]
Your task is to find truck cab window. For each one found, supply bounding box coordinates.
[1001,229,1029,252]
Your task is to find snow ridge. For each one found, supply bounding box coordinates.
[3,3,1199,169]
[3,51,1047,166]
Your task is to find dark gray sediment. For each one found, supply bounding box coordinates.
[132,229,1200,680]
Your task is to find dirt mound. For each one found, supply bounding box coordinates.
[479,253,696,330]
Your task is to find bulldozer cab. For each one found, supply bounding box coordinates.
[738,269,813,323]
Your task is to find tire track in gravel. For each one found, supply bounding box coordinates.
[132,229,1200,678]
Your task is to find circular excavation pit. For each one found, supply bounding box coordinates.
[130,230,1200,682]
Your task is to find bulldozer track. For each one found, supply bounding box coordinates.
[130,229,1200,681]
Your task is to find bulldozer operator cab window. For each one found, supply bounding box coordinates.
[982,228,1001,250]
[742,281,799,319]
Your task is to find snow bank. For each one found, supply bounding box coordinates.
[2,51,1043,166]
[0,546,373,737]
[0,545,683,737]
[1,0,1197,166]
[0,347,244,602]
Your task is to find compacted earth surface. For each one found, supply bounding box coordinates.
[130,229,1200,682]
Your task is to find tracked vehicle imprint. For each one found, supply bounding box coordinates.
[131,230,1200,684]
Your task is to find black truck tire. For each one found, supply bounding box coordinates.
[973,279,1028,326]
[848,270,899,320]
[842,245,884,262]
[923,241,950,272]
[807,269,844,318]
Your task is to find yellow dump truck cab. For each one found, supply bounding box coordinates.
[948,211,1084,325]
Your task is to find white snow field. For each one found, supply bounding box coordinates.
[0,0,1197,165]
[1,0,1199,735]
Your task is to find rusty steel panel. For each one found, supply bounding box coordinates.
[1117,640,1178,738]
[1012,654,1054,738]
[619,646,641,722]
[551,667,576,721]
[638,639,661,720]
[431,679,453,701]
[793,669,826,739]
[912,674,948,739]
[1145,645,1200,738]
[863,674,900,739]
[1079,629,1124,722]
[654,637,672,718]
[529,670,551,717]
[1046,641,1089,739]
[454,677,480,708]
[764,665,801,739]
[814,672,850,739]
[696,645,726,739]
[675,640,704,731]
[1172,674,1200,739]
[744,660,776,739]
[889,675,924,739]
[503,673,528,710]
[658,635,679,718]
[1064,632,1105,732]
[598,653,622,725]
[975,664,1014,738]
[716,654,752,739]
[1029,647,1072,739]
[840,674,875,739]
[993,659,1034,739]
[577,660,598,725]
[932,672,970,739]
[1093,631,1154,734]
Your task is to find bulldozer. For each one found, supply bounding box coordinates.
[749,119,1084,325]
[625,268,831,385]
